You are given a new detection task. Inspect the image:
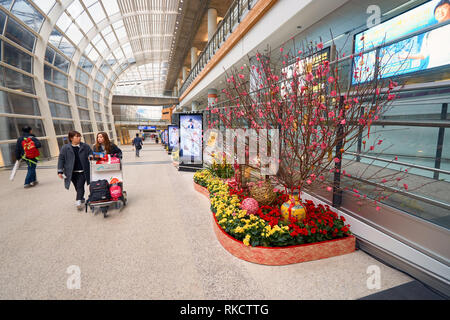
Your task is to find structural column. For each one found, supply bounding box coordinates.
[191,47,199,69]
[208,8,218,41]
[208,88,218,109]
[182,66,188,82]
[191,101,200,112]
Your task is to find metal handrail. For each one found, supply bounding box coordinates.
[342,174,450,212]
[179,0,254,96]
[346,152,450,175]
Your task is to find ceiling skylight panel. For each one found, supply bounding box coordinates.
[95,39,108,54]
[77,11,94,33]
[103,32,116,46]
[103,0,120,17]
[66,23,84,44]
[85,43,93,53]
[122,43,133,58]
[113,47,124,59]
[49,28,63,47]
[88,48,99,62]
[82,0,97,7]
[56,12,72,32]
[112,20,124,29]
[115,28,127,40]
[93,34,104,46]
[88,2,106,23]
[106,53,115,62]
[67,0,84,18]
[102,26,112,36]
[32,0,54,14]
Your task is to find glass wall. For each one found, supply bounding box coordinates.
[0,1,49,166]
[0,0,122,166]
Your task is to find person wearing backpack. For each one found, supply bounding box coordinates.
[132,133,143,157]
[15,126,42,188]
[57,131,93,210]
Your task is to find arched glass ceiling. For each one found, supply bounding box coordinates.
[34,0,181,96]
[114,61,169,96]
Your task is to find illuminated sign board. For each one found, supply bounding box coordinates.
[179,114,203,164]
[353,0,450,83]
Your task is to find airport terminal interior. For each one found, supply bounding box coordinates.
[0,0,449,300]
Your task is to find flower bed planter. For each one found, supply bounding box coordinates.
[193,182,210,198]
[194,181,355,265]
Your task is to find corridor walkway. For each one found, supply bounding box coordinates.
[0,142,413,299]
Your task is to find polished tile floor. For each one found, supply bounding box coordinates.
[0,143,413,299]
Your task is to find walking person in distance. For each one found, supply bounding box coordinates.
[132,133,143,157]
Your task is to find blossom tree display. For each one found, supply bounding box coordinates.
[205,37,419,210]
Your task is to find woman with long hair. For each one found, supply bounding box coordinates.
[93,132,122,159]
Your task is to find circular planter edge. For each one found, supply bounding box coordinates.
[194,181,356,265]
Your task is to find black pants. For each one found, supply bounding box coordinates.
[71,172,86,201]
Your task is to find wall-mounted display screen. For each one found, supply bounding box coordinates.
[179,114,203,164]
[168,125,179,151]
[353,0,450,84]
[164,130,168,145]
[281,48,330,96]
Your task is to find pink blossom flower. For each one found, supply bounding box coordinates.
[306,72,314,82]
[327,186,333,192]
[403,184,409,190]
[330,90,337,97]
[317,42,323,49]
[328,76,335,83]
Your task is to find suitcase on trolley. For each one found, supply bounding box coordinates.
[86,156,127,218]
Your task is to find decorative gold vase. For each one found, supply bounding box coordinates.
[281,191,306,222]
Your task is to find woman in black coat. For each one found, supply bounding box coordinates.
[57,131,93,210]
[92,132,122,159]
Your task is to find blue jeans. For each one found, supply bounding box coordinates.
[25,161,37,185]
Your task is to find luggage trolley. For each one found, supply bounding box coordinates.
[87,155,127,218]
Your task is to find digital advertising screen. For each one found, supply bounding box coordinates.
[353,0,450,84]
[164,130,168,145]
[179,114,203,164]
[281,48,330,96]
[168,125,179,151]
